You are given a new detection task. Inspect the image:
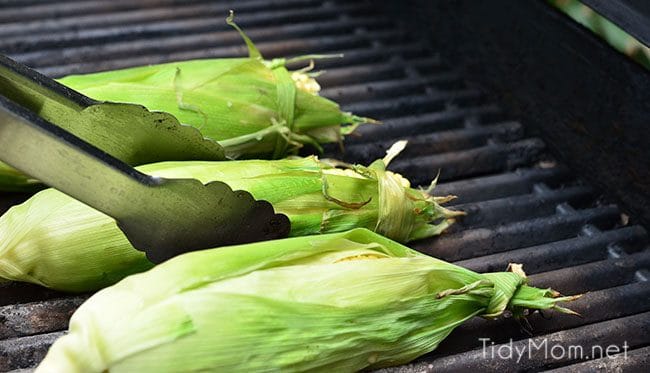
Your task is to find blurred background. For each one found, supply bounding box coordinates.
[549,0,650,69]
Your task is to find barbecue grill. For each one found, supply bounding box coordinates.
[1,0,649,371]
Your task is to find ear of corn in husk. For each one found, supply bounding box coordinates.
[35,228,580,373]
[0,13,374,192]
[56,12,374,160]
[0,144,462,292]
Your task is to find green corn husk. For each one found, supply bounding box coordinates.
[0,145,461,292]
[0,14,374,192]
[35,228,579,373]
[56,13,373,160]
[0,162,42,192]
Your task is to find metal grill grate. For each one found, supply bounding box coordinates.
[1,1,648,371]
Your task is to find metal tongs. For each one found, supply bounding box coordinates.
[0,55,290,263]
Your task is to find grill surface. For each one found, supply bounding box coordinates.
[1,0,649,371]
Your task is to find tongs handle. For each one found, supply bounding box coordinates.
[0,54,226,166]
[0,95,157,217]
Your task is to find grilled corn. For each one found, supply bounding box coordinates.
[57,13,372,160]
[35,228,579,373]
[0,145,460,292]
[0,13,373,191]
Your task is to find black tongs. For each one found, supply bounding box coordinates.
[0,55,290,263]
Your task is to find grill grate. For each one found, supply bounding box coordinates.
[1,0,648,371]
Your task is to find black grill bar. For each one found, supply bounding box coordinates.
[456,226,648,274]
[0,0,323,38]
[385,311,650,372]
[1,14,390,55]
[0,332,63,372]
[37,42,431,78]
[12,15,391,68]
[316,56,444,87]
[342,121,522,163]
[344,90,484,120]
[321,73,463,104]
[346,105,503,143]
[545,345,650,372]
[0,282,67,308]
[433,167,572,204]
[35,30,409,78]
[389,138,546,185]
[0,0,217,23]
[531,250,650,293]
[449,185,595,229]
[416,206,623,261]
[0,297,86,340]
[0,0,648,371]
